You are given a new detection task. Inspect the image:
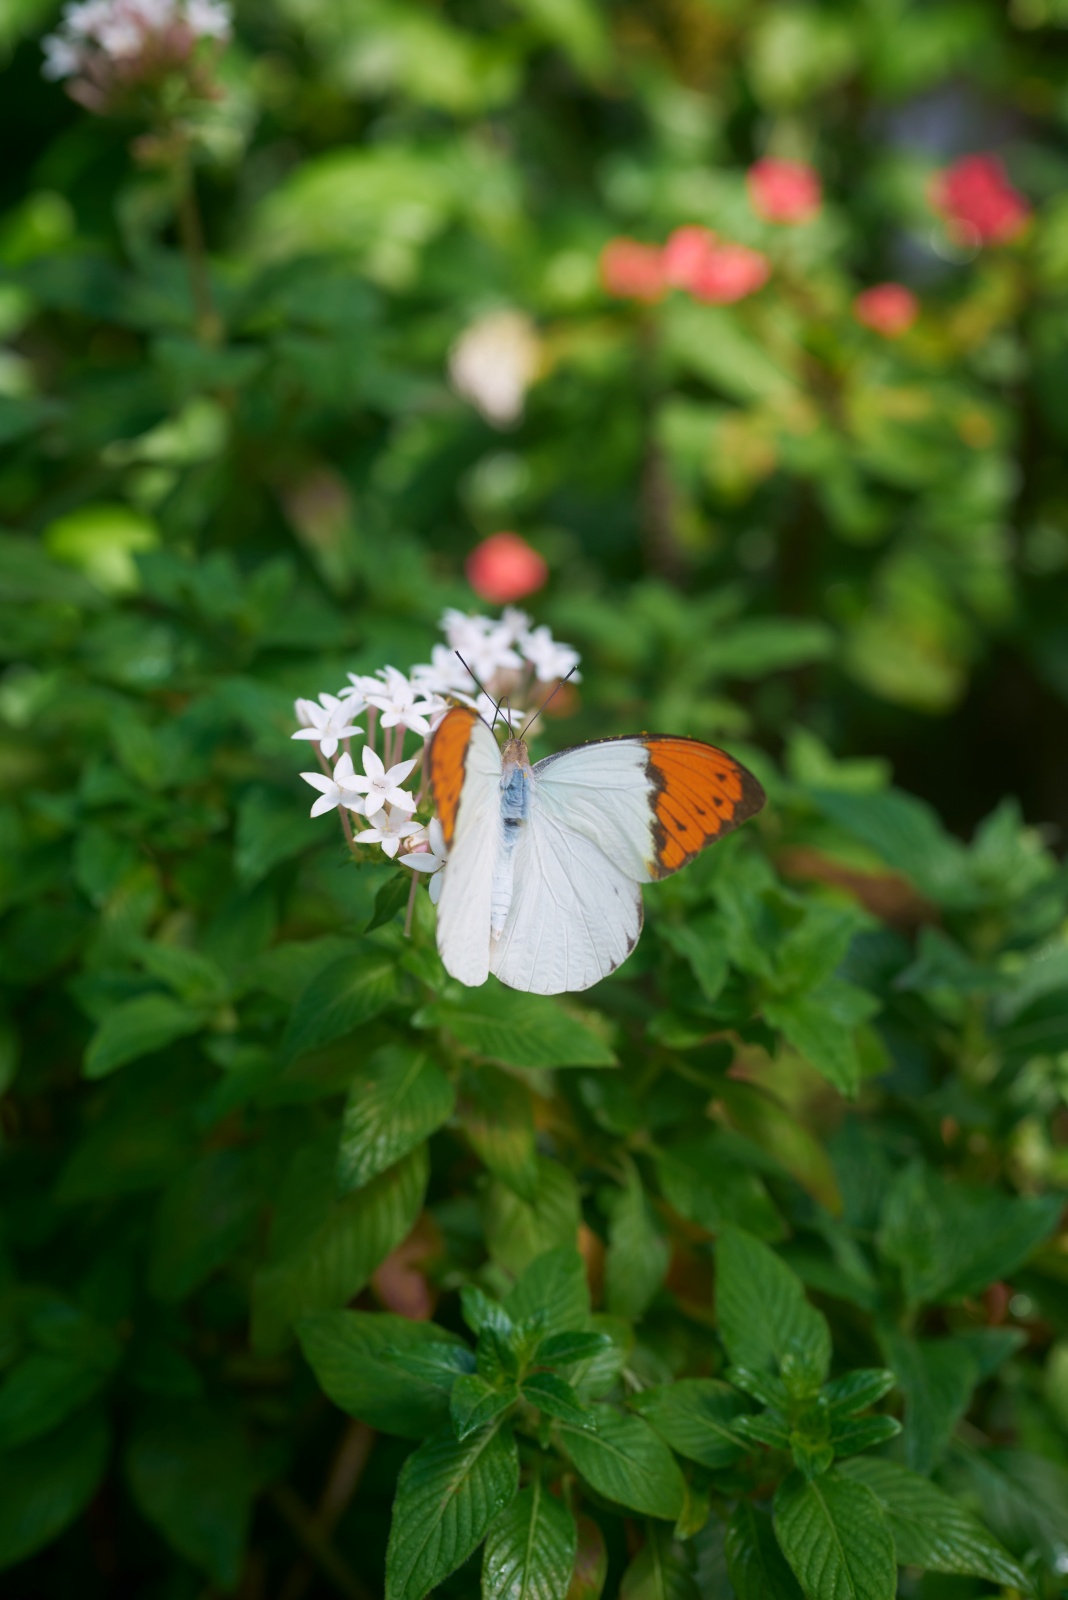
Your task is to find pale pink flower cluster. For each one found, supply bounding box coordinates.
[42,0,230,107]
[292,608,580,915]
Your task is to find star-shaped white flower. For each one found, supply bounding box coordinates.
[440,609,522,682]
[519,625,581,684]
[346,744,419,813]
[299,752,366,818]
[411,645,478,698]
[355,804,421,860]
[365,666,442,739]
[290,693,362,760]
[400,817,449,904]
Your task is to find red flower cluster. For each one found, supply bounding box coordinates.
[466,532,548,604]
[853,283,919,339]
[601,226,769,306]
[747,158,822,225]
[929,154,1030,246]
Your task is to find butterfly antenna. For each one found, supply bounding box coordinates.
[455,651,504,735]
[518,667,577,741]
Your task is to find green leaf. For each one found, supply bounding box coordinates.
[655,1141,783,1242]
[282,944,398,1059]
[822,1370,897,1418]
[725,1502,804,1600]
[337,1045,454,1194]
[840,1456,1027,1588]
[125,1400,260,1589]
[451,1374,517,1440]
[630,1379,749,1469]
[0,1341,119,1450]
[605,1163,669,1320]
[504,1247,590,1339]
[773,1470,896,1600]
[297,1312,473,1438]
[521,1371,589,1427]
[235,785,315,886]
[558,1407,686,1520]
[877,1330,978,1475]
[485,1159,581,1278]
[763,985,872,1097]
[809,788,974,910]
[84,993,204,1079]
[534,1331,611,1367]
[877,1162,1061,1306]
[418,986,615,1068]
[366,871,413,932]
[715,1227,832,1382]
[385,1422,519,1600]
[481,1479,577,1600]
[252,1143,427,1354]
[461,1066,539,1201]
[0,1404,110,1571]
[620,1525,699,1600]
[827,1414,902,1457]
[148,1149,259,1303]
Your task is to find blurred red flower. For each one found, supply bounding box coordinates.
[689,241,770,303]
[662,225,719,289]
[599,238,665,301]
[929,154,1030,245]
[747,158,822,224]
[466,532,548,604]
[853,282,919,338]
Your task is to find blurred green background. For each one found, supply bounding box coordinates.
[5,1,1068,1597]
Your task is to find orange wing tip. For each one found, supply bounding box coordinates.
[642,736,765,879]
[427,706,480,849]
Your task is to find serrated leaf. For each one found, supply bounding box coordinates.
[521,1371,589,1427]
[620,1525,699,1600]
[774,1470,896,1600]
[461,1066,539,1201]
[828,1414,902,1457]
[337,1045,454,1193]
[282,944,398,1059]
[822,1370,897,1418]
[84,993,204,1079]
[840,1456,1027,1588]
[504,1247,590,1339]
[604,1162,669,1320]
[418,986,615,1069]
[252,1144,427,1354]
[558,1407,686,1520]
[534,1331,612,1367]
[569,1316,632,1402]
[451,1374,517,1440]
[726,1502,804,1600]
[486,1160,581,1278]
[0,1404,110,1571]
[630,1380,748,1468]
[716,1227,832,1382]
[385,1422,519,1600]
[482,1480,577,1600]
[126,1400,259,1589]
[297,1312,472,1438]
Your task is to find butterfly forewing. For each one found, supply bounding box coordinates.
[427,707,502,987]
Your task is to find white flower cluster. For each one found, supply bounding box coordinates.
[42,0,230,83]
[292,608,581,912]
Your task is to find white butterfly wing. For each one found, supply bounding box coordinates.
[428,708,502,987]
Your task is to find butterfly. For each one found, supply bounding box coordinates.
[426,705,765,994]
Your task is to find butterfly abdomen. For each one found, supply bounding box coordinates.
[491,759,531,937]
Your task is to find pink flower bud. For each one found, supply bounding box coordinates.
[599,238,665,302]
[929,154,1030,246]
[853,283,919,338]
[466,532,548,605]
[689,242,770,304]
[662,225,719,290]
[747,158,822,225]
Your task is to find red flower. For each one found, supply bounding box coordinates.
[853,283,919,338]
[747,158,822,224]
[466,532,548,604]
[662,225,719,290]
[599,238,665,302]
[929,154,1030,245]
[689,242,770,304]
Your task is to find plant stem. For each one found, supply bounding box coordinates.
[174,143,221,346]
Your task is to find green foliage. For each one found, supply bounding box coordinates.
[4,0,1068,1594]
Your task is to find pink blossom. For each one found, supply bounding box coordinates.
[662,225,719,291]
[929,155,1030,246]
[747,158,822,225]
[853,283,919,339]
[600,238,665,302]
[689,242,770,304]
[466,532,548,605]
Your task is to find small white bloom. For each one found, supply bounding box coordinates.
[400,817,449,904]
[475,693,524,731]
[347,744,419,813]
[294,697,319,728]
[440,608,522,683]
[356,804,420,860]
[41,33,82,77]
[500,606,533,642]
[448,311,540,428]
[290,692,362,760]
[299,752,366,819]
[519,625,581,684]
[185,0,231,39]
[411,645,477,698]
[365,665,442,739]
